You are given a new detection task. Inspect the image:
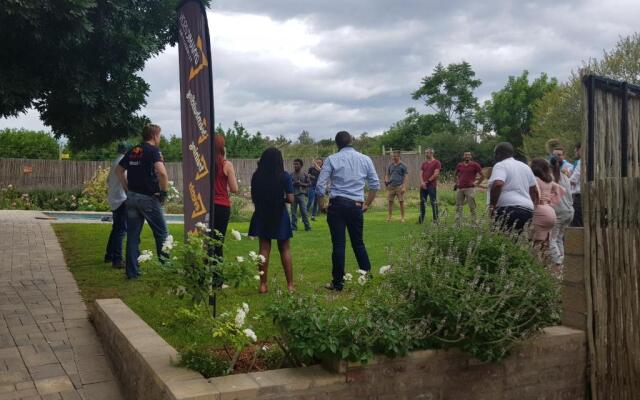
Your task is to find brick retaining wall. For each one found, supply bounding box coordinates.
[94,299,587,400]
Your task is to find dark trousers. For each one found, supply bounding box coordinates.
[125,192,168,279]
[307,186,319,217]
[419,187,439,223]
[105,202,127,264]
[212,205,231,260]
[495,206,533,235]
[291,193,310,230]
[327,197,371,289]
[570,194,583,227]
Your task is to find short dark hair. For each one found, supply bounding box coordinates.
[494,142,514,161]
[575,142,581,150]
[142,124,161,141]
[335,131,352,149]
[293,158,303,166]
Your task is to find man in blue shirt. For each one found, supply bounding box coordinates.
[316,131,380,291]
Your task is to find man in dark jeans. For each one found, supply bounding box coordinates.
[116,124,170,279]
[316,131,380,291]
[488,142,539,234]
[419,148,441,224]
[104,143,128,268]
[290,158,311,231]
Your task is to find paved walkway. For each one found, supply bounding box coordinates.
[0,211,123,400]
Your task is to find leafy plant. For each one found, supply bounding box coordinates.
[268,222,560,365]
[78,167,110,211]
[178,347,228,379]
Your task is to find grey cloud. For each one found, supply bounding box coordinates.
[2,0,638,144]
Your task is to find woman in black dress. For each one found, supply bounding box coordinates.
[248,148,295,293]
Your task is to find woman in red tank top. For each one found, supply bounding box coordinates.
[212,135,239,265]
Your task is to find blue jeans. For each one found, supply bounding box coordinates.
[306,186,319,217]
[419,187,439,223]
[291,193,311,230]
[327,197,371,289]
[104,202,127,264]
[125,192,168,279]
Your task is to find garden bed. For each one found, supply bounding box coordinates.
[94,299,586,400]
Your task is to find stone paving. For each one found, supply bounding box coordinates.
[0,211,123,400]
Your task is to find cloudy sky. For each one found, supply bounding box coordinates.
[1,0,638,141]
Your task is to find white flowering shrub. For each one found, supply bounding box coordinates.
[211,302,261,374]
[269,223,560,365]
[144,225,260,308]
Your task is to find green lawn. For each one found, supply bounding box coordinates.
[53,189,486,352]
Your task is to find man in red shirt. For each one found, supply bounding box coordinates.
[454,151,482,226]
[419,148,441,224]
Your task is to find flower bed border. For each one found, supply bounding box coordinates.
[94,298,587,400]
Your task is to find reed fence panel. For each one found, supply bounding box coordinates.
[582,75,640,399]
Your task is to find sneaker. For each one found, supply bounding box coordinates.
[324,283,343,291]
[311,216,316,221]
[305,226,311,232]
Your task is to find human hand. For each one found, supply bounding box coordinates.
[362,203,369,212]
[420,182,427,190]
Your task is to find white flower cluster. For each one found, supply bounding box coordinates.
[249,251,266,264]
[243,328,257,342]
[137,250,153,264]
[379,265,392,275]
[357,269,368,285]
[236,256,245,263]
[231,229,242,241]
[161,235,176,253]
[195,222,211,233]
[235,303,249,328]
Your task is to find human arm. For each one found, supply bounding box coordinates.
[489,180,504,211]
[154,162,169,192]
[363,157,380,212]
[429,167,441,182]
[115,165,128,192]
[284,173,294,204]
[316,158,333,212]
[224,161,239,194]
[529,185,540,206]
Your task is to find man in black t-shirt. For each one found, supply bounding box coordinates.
[116,124,170,279]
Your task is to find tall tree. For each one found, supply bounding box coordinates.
[0,129,59,159]
[480,71,557,152]
[412,62,481,132]
[216,121,267,158]
[525,33,640,159]
[297,130,314,145]
[0,0,207,150]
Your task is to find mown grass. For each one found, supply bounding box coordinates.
[53,188,486,352]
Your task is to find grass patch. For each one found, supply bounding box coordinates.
[53,189,486,353]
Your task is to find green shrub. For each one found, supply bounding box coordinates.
[268,223,560,365]
[0,185,80,211]
[178,347,228,378]
[77,167,109,211]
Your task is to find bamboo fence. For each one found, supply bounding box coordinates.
[582,75,640,399]
[0,154,438,192]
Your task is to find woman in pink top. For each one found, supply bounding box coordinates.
[530,159,565,253]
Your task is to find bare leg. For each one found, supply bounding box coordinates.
[387,200,393,221]
[258,238,272,293]
[277,239,294,291]
[399,201,405,222]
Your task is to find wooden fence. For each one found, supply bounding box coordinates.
[582,75,640,399]
[0,154,437,192]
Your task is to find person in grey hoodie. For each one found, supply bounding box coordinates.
[548,155,574,274]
